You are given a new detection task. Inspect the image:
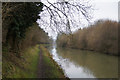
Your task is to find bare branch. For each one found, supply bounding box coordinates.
[38,0,93,34]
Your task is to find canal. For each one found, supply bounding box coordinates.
[48,43,118,78]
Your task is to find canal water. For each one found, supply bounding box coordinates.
[48,43,118,78]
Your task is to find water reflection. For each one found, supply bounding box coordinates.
[49,45,118,78]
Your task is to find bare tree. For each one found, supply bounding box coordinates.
[37,0,92,34]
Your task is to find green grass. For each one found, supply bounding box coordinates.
[40,45,67,78]
[3,44,68,79]
[3,45,40,78]
[23,45,40,78]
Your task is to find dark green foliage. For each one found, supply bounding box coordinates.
[5,2,43,39]
[2,2,44,52]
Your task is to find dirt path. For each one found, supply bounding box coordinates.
[37,46,43,78]
[37,45,68,78]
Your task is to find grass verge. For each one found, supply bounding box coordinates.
[3,45,40,78]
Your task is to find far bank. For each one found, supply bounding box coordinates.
[57,20,119,56]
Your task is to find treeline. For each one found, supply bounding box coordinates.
[2,2,51,57]
[57,20,119,56]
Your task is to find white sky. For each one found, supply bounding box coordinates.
[38,0,119,39]
[91,0,119,22]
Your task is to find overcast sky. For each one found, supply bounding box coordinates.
[91,0,118,22]
[38,0,119,39]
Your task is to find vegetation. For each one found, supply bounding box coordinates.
[57,20,119,56]
[3,45,40,78]
[2,2,43,56]
[2,3,52,77]
[19,23,50,51]
[2,23,50,78]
